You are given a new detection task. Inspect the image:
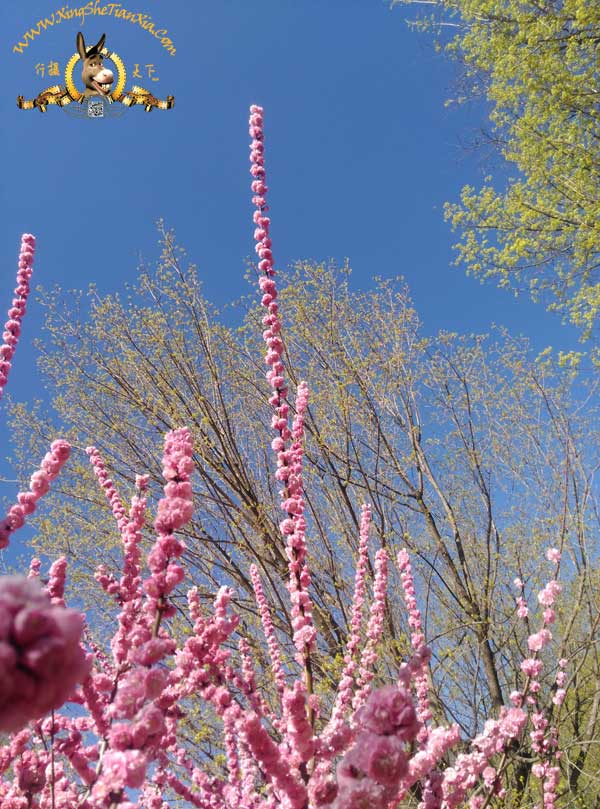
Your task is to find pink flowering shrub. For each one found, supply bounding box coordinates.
[0,109,573,807]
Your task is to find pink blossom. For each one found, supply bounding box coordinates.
[528,629,552,652]
[357,686,419,741]
[441,708,526,806]
[250,564,286,698]
[108,723,133,750]
[47,556,67,605]
[309,776,338,806]
[133,638,176,666]
[154,497,193,533]
[334,777,392,809]
[101,749,148,790]
[358,733,408,784]
[283,681,315,762]
[250,112,316,666]
[0,576,89,732]
[521,658,543,678]
[537,580,562,607]
[242,712,308,808]
[15,750,46,793]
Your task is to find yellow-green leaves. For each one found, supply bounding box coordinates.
[401,0,600,338]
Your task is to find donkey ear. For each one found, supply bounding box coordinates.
[95,33,106,53]
[77,32,87,60]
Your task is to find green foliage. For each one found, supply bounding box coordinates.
[397,0,600,339]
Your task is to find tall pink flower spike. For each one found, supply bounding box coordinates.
[0,234,35,400]
[0,235,72,551]
[328,504,374,727]
[250,105,316,714]
[0,238,90,752]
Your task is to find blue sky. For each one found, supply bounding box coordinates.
[1,1,581,447]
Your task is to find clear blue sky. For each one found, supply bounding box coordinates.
[1,0,581,430]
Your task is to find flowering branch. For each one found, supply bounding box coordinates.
[0,234,35,400]
[249,105,316,728]
[0,439,71,550]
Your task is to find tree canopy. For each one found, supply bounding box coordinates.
[7,226,600,802]
[397,0,600,341]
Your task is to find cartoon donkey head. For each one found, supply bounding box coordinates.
[77,32,114,97]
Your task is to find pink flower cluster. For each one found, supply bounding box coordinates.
[327,686,419,808]
[68,430,194,803]
[397,548,439,807]
[147,426,193,601]
[0,233,35,400]
[0,439,70,549]
[521,551,565,808]
[250,562,286,698]
[329,504,373,726]
[442,707,527,806]
[398,548,433,734]
[0,576,89,732]
[86,446,129,533]
[351,548,389,712]
[91,462,149,663]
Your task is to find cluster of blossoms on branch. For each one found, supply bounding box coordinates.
[0,233,35,401]
[0,574,89,734]
[0,106,572,808]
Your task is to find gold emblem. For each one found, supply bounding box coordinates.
[18,33,173,113]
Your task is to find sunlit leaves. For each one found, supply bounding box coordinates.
[400,0,600,338]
